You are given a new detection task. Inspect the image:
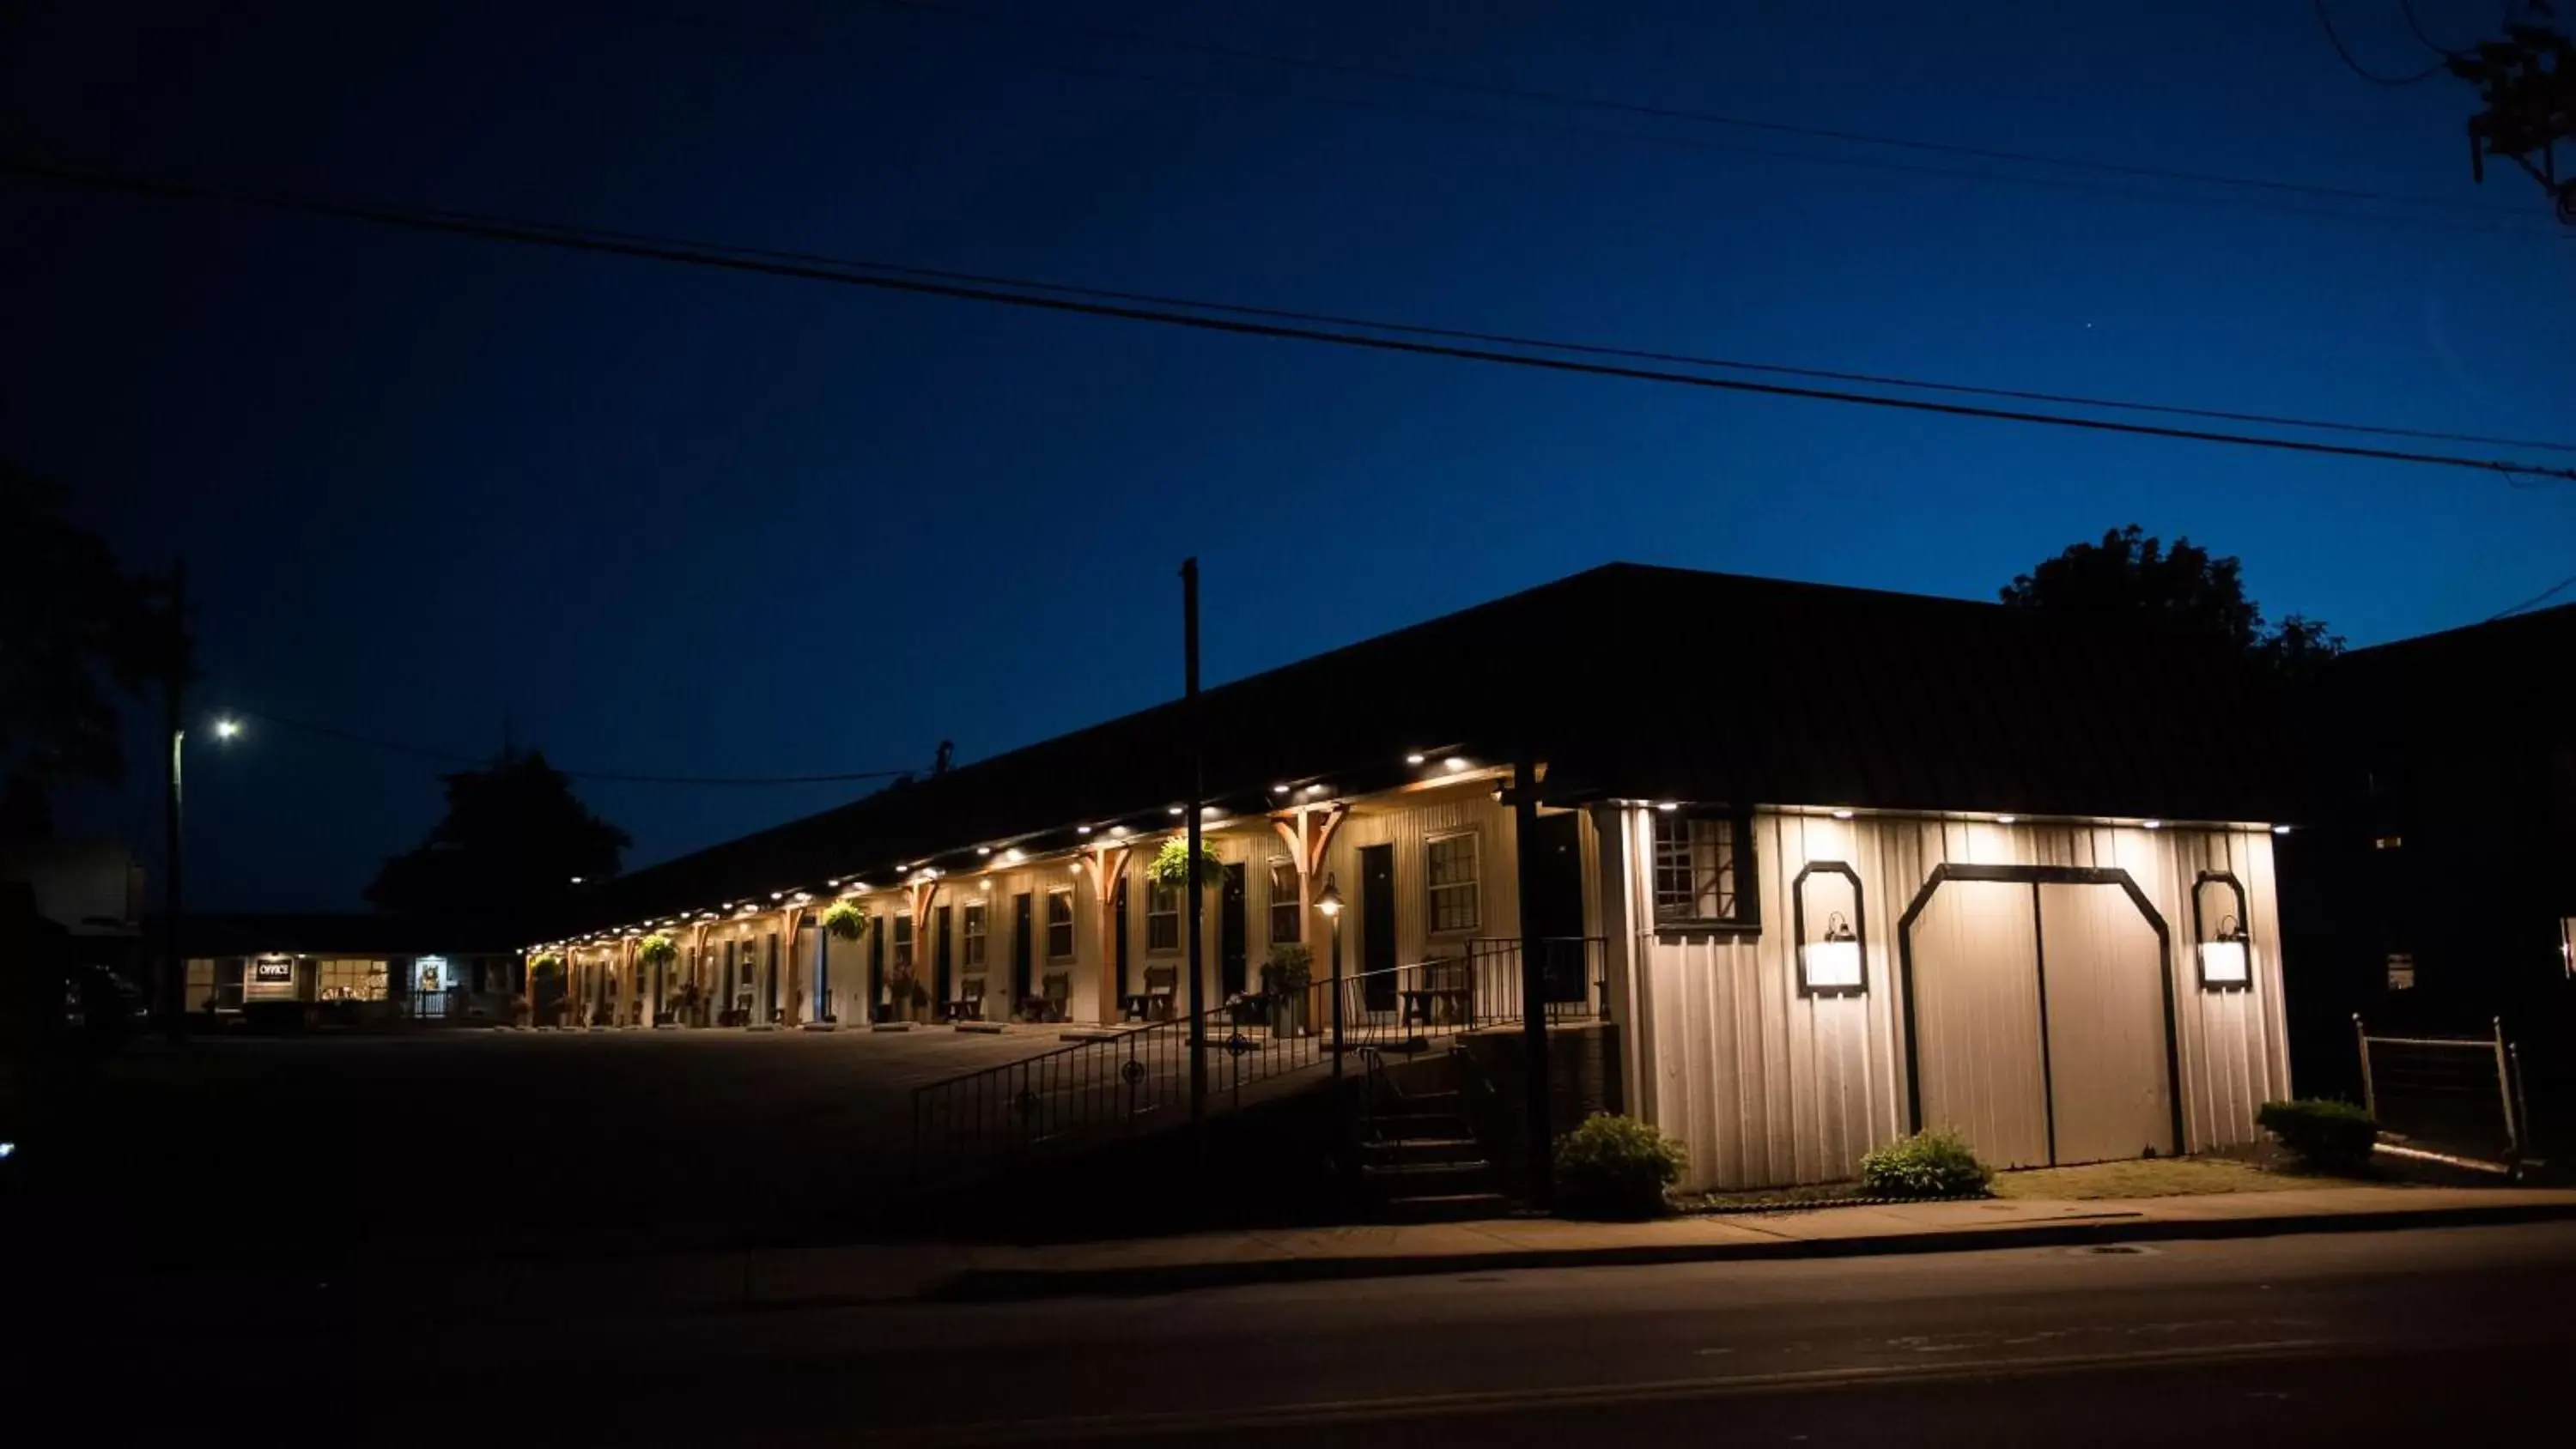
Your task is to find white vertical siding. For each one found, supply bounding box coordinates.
[1629,807,2291,1190]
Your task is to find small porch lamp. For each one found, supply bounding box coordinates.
[1791,861,1868,997]
[2198,915,2252,988]
[1801,912,1863,992]
[1316,875,1346,1072]
[2191,870,2255,992]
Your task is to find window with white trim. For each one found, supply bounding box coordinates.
[1146,876,1181,952]
[1653,810,1750,927]
[1047,888,1075,960]
[1268,860,1302,944]
[1425,831,1480,933]
[893,913,914,972]
[316,958,388,1003]
[962,903,987,969]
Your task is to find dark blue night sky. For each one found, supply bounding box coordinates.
[5,2,2569,909]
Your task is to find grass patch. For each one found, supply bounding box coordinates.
[1668,1180,1877,1214]
[1990,1155,2365,1200]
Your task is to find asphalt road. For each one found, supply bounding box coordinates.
[9,1028,1073,1267]
[25,1222,2576,1446]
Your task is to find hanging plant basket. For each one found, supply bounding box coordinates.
[636,933,677,971]
[1149,837,1226,889]
[823,899,868,942]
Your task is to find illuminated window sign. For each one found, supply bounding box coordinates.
[252,958,295,984]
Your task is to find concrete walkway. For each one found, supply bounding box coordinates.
[49,1185,2576,1337]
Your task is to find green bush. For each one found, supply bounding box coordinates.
[2257,1099,2378,1174]
[1860,1130,1993,1197]
[1553,1113,1687,1220]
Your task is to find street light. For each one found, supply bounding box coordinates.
[1317,875,1345,1076]
[213,717,241,741]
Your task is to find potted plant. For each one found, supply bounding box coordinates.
[1149,837,1226,893]
[1260,942,1313,1037]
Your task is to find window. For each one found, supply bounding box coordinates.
[2386,952,2416,991]
[1268,861,1303,944]
[1425,831,1480,933]
[1653,810,1753,928]
[1047,888,1075,960]
[893,913,914,971]
[1147,876,1181,952]
[316,958,388,1003]
[963,903,988,969]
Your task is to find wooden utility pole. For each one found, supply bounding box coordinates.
[1182,558,1207,1124]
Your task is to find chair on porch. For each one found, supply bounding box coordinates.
[1399,956,1471,1031]
[946,974,986,1022]
[1125,963,1178,1022]
[1033,971,1072,1023]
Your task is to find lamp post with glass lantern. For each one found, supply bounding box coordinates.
[1316,875,1344,1076]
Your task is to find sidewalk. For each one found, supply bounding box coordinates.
[46,1184,2576,1337]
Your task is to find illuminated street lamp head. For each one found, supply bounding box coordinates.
[1315,875,1344,919]
[213,717,242,741]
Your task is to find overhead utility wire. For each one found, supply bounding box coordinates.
[9,158,2572,482]
[869,0,2525,220]
[2487,567,2576,619]
[2316,0,2451,84]
[214,704,914,785]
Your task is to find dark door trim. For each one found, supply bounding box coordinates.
[1220,863,1249,997]
[934,904,953,1008]
[1012,892,1035,1008]
[1360,842,1397,1009]
[1894,863,2185,1160]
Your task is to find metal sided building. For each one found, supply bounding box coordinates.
[546,563,2300,1191]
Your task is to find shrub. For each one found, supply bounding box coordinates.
[1260,943,1313,996]
[1860,1130,1993,1198]
[2257,1099,2378,1174]
[1553,1113,1687,1220]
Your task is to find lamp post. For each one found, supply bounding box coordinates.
[1317,875,1344,1077]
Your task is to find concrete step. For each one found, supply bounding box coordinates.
[1360,1159,1494,1182]
[1381,1191,1513,1222]
[870,1022,914,1034]
[955,1022,1006,1034]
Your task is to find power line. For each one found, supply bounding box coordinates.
[2487,567,2576,618]
[2317,0,2452,84]
[8,157,2573,482]
[600,3,2555,241]
[212,704,915,785]
[858,0,2534,223]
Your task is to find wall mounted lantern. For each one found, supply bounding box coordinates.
[1792,861,1868,997]
[2192,870,2255,991]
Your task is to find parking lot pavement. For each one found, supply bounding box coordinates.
[15,1023,1079,1272]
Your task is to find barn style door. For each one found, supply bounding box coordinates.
[1901,866,2181,1170]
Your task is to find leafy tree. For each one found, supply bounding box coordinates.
[2002,524,2342,676]
[0,458,191,834]
[367,749,629,920]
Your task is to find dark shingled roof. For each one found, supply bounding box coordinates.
[569,563,2296,933]
[179,913,522,956]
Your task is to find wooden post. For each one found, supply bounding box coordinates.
[1514,751,1552,1209]
[1182,558,1206,1125]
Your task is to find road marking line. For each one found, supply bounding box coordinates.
[833,1338,2334,1446]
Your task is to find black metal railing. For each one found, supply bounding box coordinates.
[911,961,1466,1191]
[1459,937,1610,1028]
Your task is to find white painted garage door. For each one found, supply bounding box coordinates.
[1908,874,2175,1169]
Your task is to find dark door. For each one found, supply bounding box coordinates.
[1528,812,1588,1003]
[1113,877,1131,998]
[934,904,953,1008]
[1221,863,1249,997]
[867,918,884,1022]
[763,932,780,1021]
[1360,843,1397,1009]
[722,940,738,1016]
[1013,892,1034,1008]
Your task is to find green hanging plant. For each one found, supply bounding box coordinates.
[636,932,677,971]
[530,951,564,978]
[1149,837,1226,889]
[823,899,869,941]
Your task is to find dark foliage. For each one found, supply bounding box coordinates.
[367,750,629,922]
[2002,524,2342,678]
[2257,1099,2379,1174]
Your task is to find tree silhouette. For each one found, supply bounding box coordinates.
[0,457,190,834]
[2002,524,2342,677]
[367,749,629,921]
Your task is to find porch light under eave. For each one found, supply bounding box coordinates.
[2198,916,2252,987]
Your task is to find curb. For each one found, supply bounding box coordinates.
[925,1198,2576,1301]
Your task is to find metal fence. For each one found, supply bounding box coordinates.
[2354,1016,2535,1174]
[908,939,1608,1191]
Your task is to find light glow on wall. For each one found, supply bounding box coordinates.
[1801,938,1862,991]
[2198,939,2251,986]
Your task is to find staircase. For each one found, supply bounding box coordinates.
[1356,1045,1508,1221]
